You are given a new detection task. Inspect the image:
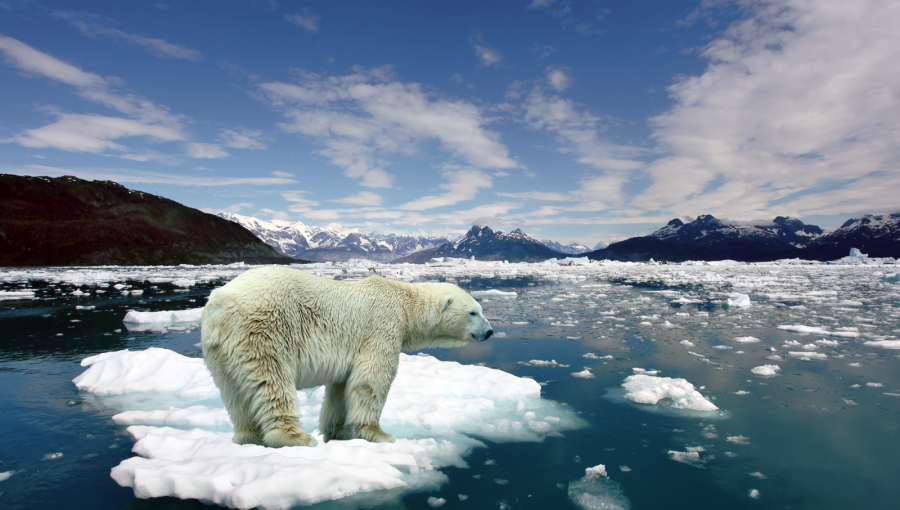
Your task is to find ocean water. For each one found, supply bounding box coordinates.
[1,260,899,509]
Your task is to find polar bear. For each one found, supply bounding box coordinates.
[201,266,493,448]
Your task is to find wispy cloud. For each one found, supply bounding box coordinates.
[218,128,266,150]
[636,0,900,220]
[270,171,294,178]
[258,66,519,188]
[185,142,228,159]
[331,191,384,206]
[545,66,573,92]
[6,165,298,186]
[398,168,493,210]
[52,11,203,60]
[285,10,320,32]
[0,35,187,156]
[469,33,502,67]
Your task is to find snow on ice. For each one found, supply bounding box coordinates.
[621,374,718,412]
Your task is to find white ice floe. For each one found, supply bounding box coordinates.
[621,375,718,411]
[75,348,582,509]
[668,450,701,464]
[571,368,596,379]
[815,339,841,346]
[632,368,660,375]
[864,340,900,349]
[469,289,517,298]
[0,470,13,482]
[123,307,204,325]
[712,345,733,350]
[777,325,860,338]
[0,290,35,300]
[727,435,751,445]
[734,336,761,344]
[567,464,630,510]
[427,496,446,507]
[788,351,828,359]
[583,353,613,360]
[726,294,751,308]
[751,365,781,376]
[518,359,569,367]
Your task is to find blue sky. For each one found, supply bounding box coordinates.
[2,0,898,246]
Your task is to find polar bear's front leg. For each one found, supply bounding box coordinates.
[344,354,398,444]
[249,360,318,448]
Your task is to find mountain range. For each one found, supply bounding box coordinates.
[217,213,451,262]
[0,175,294,266]
[391,225,565,263]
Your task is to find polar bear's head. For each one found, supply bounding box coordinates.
[404,283,493,350]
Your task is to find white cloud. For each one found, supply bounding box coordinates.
[52,11,203,61]
[281,191,320,213]
[285,11,320,32]
[474,45,502,67]
[6,165,298,186]
[636,0,900,220]
[185,142,228,159]
[331,191,384,206]
[4,113,182,153]
[270,171,295,178]
[546,66,573,92]
[399,168,493,210]
[203,202,254,214]
[526,0,556,9]
[259,66,519,188]
[496,191,571,201]
[218,129,266,150]
[0,35,188,157]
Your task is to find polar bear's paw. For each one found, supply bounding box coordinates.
[262,428,319,448]
[356,424,396,443]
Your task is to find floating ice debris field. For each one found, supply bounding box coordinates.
[4,255,900,509]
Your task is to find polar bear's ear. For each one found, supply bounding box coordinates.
[441,295,453,311]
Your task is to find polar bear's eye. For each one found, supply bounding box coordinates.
[469,311,477,316]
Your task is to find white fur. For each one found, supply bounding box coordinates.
[201,266,492,448]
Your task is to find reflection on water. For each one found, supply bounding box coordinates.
[1,263,899,509]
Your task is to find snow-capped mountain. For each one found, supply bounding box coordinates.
[541,239,591,255]
[393,225,565,263]
[592,241,609,251]
[806,212,900,259]
[650,215,824,261]
[217,213,450,262]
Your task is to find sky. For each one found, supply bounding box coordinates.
[1,0,899,246]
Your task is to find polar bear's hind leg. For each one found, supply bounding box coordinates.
[321,381,352,442]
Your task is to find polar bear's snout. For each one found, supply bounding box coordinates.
[472,315,493,342]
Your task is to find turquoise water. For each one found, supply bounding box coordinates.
[1,264,899,509]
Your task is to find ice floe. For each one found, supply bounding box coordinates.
[568,464,630,510]
[751,365,781,376]
[74,348,583,509]
[621,375,718,412]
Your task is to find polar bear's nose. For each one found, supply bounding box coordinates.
[484,330,493,340]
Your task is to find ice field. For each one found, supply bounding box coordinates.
[1,255,900,509]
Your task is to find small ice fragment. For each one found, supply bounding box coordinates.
[726,294,751,308]
[622,374,718,411]
[494,332,507,338]
[734,336,760,343]
[484,459,496,465]
[572,368,595,379]
[727,436,750,445]
[0,471,13,482]
[680,340,695,347]
[470,289,517,298]
[668,451,700,463]
[863,340,900,349]
[867,382,884,388]
[76,305,95,310]
[749,489,760,499]
[427,496,446,507]
[458,494,468,501]
[751,365,781,377]
[713,345,733,350]
[44,452,63,460]
[568,464,631,510]
[748,472,767,479]
[734,391,750,395]
[494,478,509,485]
[632,368,660,375]
[583,353,613,359]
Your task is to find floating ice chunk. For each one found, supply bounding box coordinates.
[76,348,582,509]
[727,435,750,445]
[712,345,733,350]
[751,365,781,377]
[788,351,827,359]
[801,344,819,351]
[867,382,884,388]
[668,450,700,463]
[123,307,204,325]
[572,368,595,379]
[766,355,783,361]
[815,339,840,346]
[44,452,63,459]
[427,496,446,507]
[883,273,900,283]
[734,336,760,344]
[734,391,750,395]
[748,471,767,479]
[583,353,613,360]
[0,470,14,482]
[777,325,859,338]
[518,360,569,367]
[0,290,36,300]
[848,362,862,367]
[470,290,517,298]
[749,489,760,499]
[632,368,660,376]
[726,294,751,308]
[622,375,718,411]
[568,464,631,510]
[458,494,468,500]
[864,340,900,349]
[680,340,694,347]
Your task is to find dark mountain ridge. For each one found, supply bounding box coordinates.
[391,225,565,263]
[0,174,297,266]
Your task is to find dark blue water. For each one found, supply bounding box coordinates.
[1,267,899,509]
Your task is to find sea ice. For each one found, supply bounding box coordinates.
[727,436,751,445]
[0,470,13,482]
[734,336,761,343]
[777,325,859,338]
[726,294,751,308]
[123,307,204,325]
[0,290,36,300]
[751,365,781,376]
[469,289,517,298]
[567,464,631,510]
[572,368,596,379]
[427,496,446,507]
[864,340,900,349]
[621,375,718,411]
[74,348,582,509]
